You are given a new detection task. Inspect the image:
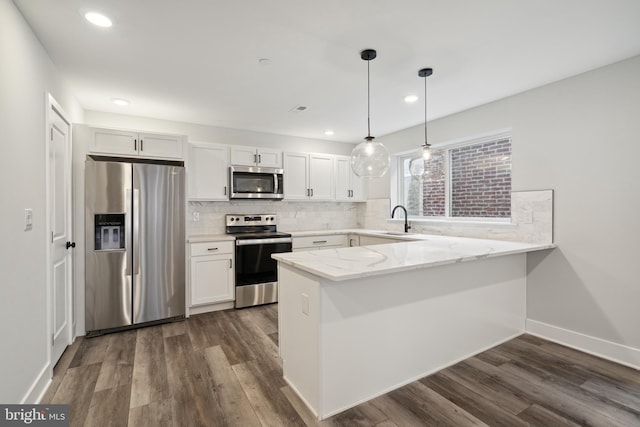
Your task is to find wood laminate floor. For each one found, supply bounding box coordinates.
[43,305,640,426]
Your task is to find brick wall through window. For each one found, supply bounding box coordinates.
[450,138,511,217]
[410,137,512,218]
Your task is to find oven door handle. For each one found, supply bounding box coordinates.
[235,237,292,246]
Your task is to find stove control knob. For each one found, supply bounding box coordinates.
[236,217,240,221]
[230,217,235,222]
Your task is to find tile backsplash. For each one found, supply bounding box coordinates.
[188,189,553,244]
[359,190,553,244]
[188,201,360,235]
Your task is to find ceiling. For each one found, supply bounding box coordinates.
[14,0,640,143]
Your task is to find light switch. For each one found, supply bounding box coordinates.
[301,293,309,315]
[25,208,33,231]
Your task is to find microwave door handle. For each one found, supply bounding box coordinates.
[274,173,279,194]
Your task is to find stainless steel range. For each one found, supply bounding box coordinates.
[226,214,292,308]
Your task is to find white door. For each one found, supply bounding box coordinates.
[48,95,73,365]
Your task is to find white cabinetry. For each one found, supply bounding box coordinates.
[188,142,229,200]
[293,234,348,251]
[335,156,366,201]
[88,127,184,159]
[284,152,334,201]
[231,146,282,168]
[189,240,235,307]
[358,235,406,246]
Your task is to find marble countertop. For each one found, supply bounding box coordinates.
[272,234,555,282]
[286,229,424,241]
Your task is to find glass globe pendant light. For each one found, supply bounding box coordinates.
[351,49,390,178]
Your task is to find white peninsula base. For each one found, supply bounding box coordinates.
[278,253,527,420]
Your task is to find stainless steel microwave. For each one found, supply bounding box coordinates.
[229,165,284,199]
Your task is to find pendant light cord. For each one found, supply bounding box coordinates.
[367,59,372,139]
[424,72,428,146]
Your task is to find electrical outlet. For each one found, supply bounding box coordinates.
[24,209,33,231]
[192,211,200,222]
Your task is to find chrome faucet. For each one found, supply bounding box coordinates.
[391,205,411,233]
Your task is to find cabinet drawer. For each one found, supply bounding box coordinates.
[293,234,347,250]
[190,241,234,257]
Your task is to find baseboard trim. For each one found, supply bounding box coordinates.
[526,319,640,370]
[22,362,52,404]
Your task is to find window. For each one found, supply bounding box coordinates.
[398,135,512,220]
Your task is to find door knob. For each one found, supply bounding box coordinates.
[66,241,76,249]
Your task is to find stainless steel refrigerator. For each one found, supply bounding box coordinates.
[85,156,185,335]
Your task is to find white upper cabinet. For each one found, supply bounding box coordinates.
[309,153,334,200]
[283,152,334,201]
[188,142,229,200]
[88,127,184,160]
[283,152,309,200]
[230,146,282,168]
[335,155,366,201]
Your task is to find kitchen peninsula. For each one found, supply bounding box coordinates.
[272,235,554,419]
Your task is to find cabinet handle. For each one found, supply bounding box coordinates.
[140,139,143,151]
[224,186,227,195]
[312,240,327,244]
[207,247,219,251]
[258,154,262,164]
[310,188,314,197]
[134,139,137,151]
[229,259,232,268]
[349,238,355,247]
[254,153,257,164]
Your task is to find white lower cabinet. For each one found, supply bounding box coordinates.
[189,240,234,307]
[292,234,348,251]
[358,235,407,246]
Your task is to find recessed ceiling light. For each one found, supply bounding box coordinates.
[404,95,418,103]
[258,58,272,66]
[112,98,130,106]
[85,12,113,28]
[324,130,335,136]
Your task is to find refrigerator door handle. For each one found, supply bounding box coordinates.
[132,188,141,277]
[124,188,133,278]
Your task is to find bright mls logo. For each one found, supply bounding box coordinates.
[0,405,68,426]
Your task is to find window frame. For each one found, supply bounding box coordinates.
[393,130,513,223]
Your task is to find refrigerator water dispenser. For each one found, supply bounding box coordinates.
[94,214,125,251]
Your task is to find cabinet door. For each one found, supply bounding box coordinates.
[350,169,367,201]
[230,146,258,166]
[89,128,138,156]
[335,156,351,201]
[358,235,403,246]
[257,148,282,168]
[190,255,234,305]
[139,133,184,159]
[309,154,334,200]
[284,152,309,200]
[188,143,229,200]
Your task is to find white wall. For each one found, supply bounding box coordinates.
[84,110,355,156]
[377,56,640,362]
[0,0,84,403]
